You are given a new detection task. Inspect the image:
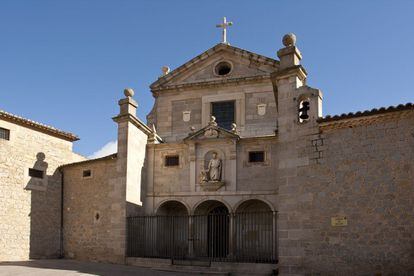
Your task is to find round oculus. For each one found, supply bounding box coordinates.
[214,61,232,76]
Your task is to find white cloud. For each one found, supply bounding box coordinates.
[88,140,117,159]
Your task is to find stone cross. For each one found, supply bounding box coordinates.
[216,17,233,45]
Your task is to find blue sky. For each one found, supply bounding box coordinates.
[1,1,413,157]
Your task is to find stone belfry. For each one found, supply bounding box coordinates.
[272,33,323,138]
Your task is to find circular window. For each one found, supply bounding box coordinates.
[214,61,232,76]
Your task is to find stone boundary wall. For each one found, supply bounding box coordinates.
[278,113,414,274]
[0,119,83,261]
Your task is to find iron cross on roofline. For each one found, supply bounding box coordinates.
[216,17,233,45]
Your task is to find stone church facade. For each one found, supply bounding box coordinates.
[1,33,413,275]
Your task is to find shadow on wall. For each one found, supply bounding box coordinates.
[25,152,62,259]
[126,153,148,217]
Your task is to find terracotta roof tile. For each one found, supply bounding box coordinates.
[0,109,79,141]
[318,102,414,123]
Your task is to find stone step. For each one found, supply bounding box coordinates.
[154,266,230,275]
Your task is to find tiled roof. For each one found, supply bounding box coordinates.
[318,103,414,123]
[0,109,79,141]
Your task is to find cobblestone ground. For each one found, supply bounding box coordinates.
[0,259,192,276]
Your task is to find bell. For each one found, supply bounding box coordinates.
[299,101,310,121]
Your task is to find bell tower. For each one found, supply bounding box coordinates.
[272,33,323,138]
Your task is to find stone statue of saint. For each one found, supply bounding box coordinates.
[208,152,222,181]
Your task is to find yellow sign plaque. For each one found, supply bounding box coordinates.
[331,216,348,227]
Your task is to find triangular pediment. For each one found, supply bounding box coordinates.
[150,43,279,91]
[184,121,240,141]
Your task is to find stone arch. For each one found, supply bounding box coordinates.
[297,94,311,123]
[192,198,232,215]
[233,199,275,261]
[153,200,189,257]
[234,198,274,213]
[155,199,190,216]
[192,199,230,258]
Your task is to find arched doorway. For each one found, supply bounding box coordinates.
[155,200,189,258]
[234,199,275,263]
[235,199,273,213]
[156,200,189,216]
[193,200,230,260]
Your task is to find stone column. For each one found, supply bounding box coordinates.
[229,213,235,258]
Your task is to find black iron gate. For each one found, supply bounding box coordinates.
[127,212,277,263]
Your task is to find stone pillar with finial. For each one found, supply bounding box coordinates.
[271,33,323,137]
[113,88,154,216]
[272,33,307,97]
[118,88,138,116]
[271,35,323,273]
[278,33,303,70]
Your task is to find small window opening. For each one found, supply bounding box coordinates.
[95,212,100,221]
[0,127,10,140]
[299,100,310,123]
[249,151,265,163]
[29,168,44,179]
[165,155,179,167]
[215,61,232,76]
[82,170,92,178]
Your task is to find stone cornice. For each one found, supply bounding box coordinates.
[151,75,271,96]
[147,190,278,197]
[270,65,307,81]
[112,114,163,143]
[240,134,278,141]
[0,109,79,142]
[147,142,188,149]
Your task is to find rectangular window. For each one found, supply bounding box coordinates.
[165,155,179,167]
[0,127,10,140]
[249,151,265,163]
[82,169,92,178]
[211,101,235,130]
[29,168,44,179]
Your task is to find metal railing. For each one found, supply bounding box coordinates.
[127,211,277,264]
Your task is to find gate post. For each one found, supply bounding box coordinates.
[272,211,277,262]
[229,213,235,259]
[188,215,194,258]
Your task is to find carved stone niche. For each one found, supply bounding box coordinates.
[199,150,224,191]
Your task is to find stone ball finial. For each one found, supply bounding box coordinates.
[162,66,170,76]
[124,88,134,98]
[282,33,296,47]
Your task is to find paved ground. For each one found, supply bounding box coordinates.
[0,259,191,276]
